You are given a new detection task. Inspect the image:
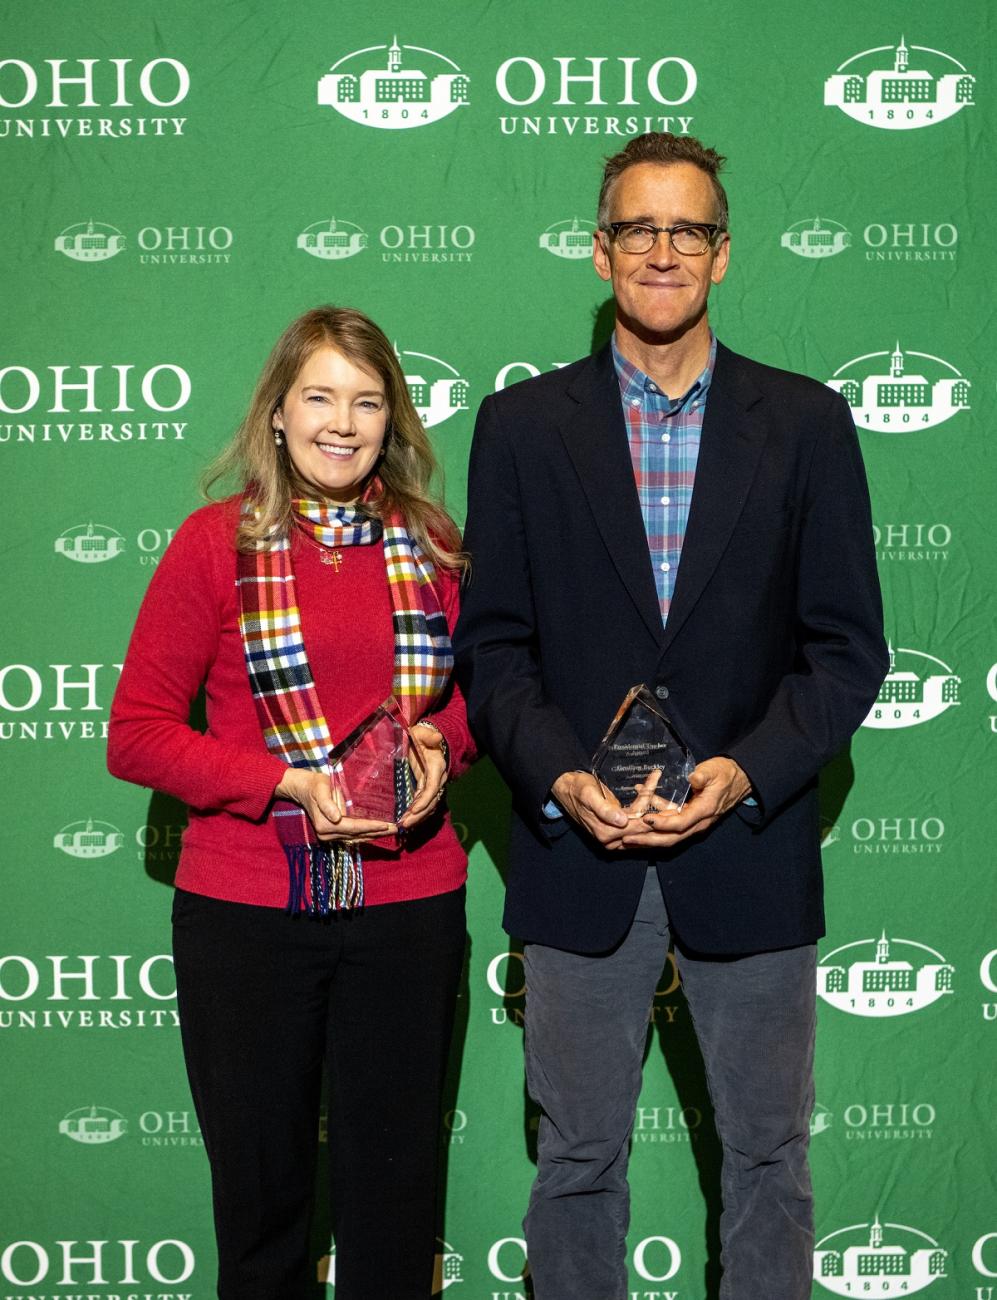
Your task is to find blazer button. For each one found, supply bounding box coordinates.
[655,685,670,700]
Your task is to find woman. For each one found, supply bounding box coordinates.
[107,306,475,1299]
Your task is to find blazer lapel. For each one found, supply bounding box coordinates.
[561,347,665,648]
[659,343,767,654]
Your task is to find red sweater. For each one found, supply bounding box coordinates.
[107,499,475,908]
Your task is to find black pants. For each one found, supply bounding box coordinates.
[172,886,467,1300]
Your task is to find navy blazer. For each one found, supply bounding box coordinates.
[454,341,888,955]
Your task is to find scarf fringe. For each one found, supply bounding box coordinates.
[285,843,365,915]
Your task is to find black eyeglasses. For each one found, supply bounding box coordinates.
[602,221,725,256]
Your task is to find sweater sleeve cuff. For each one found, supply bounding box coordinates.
[229,752,292,821]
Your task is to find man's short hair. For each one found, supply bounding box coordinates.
[597,133,729,232]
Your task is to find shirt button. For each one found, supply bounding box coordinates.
[660,562,670,572]
[630,397,641,408]
[661,433,670,443]
[649,383,658,392]
[660,495,670,506]
[655,685,670,700]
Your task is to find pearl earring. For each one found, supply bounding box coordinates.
[273,427,284,447]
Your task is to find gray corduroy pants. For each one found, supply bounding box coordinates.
[523,867,816,1300]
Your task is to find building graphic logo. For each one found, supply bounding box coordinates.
[781,217,851,259]
[815,1216,947,1294]
[827,344,969,433]
[297,217,368,261]
[818,934,954,1018]
[54,220,126,262]
[433,1239,464,1292]
[819,817,841,850]
[53,819,125,859]
[863,644,960,730]
[318,36,469,130]
[824,39,974,130]
[810,1104,833,1137]
[55,522,125,564]
[539,218,596,260]
[397,347,469,427]
[59,1105,128,1144]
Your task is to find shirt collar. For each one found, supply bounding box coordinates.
[612,331,717,415]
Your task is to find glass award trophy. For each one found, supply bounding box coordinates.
[591,684,695,815]
[327,696,414,825]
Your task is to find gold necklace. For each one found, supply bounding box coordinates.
[295,528,344,572]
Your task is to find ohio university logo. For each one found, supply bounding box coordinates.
[539,218,596,260]
[821,1101,937,1144]
[397,348,469,427]
[495,52,697,138]
[0,361,191,447]
[59,1104,203,1149]
[874,521,952,565]
[824,38,975,130]
[810,1104,833,1137]
[781,218,850,259]
[814,1216,947,1295]
[54,522,177,568]
[432,1240,463,1293]
[0,56,190,141]
[819,813,945,858]
[297,217,367,261]
[486,1233,682,1291]
[862,643,960,730]
[55,218,233,267]
[0,952,177,1031]
[318,36,469,130]
[54,818,124,859]
[59,1104,127,1144]
[297,216,475,266]
[827,343,969,433]
[782,216,958,265]
[55,220,125,261]
[55,522,125,563]
[818,933,954,1018]
[0,1238,195,1291]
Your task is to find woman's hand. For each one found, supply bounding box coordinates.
[274,768,396,841]
[399,723,448,829]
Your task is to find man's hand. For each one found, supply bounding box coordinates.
[550,770,631,849]
[620,757,752,850]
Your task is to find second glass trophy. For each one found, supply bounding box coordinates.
[591,684,695,814]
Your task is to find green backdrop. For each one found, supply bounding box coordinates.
[2,3,995,1297]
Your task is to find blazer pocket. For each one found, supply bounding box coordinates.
[733,505,794,540]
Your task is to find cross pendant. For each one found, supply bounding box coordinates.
[321,550,343,571]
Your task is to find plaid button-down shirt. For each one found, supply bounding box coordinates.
[613,332,716,626]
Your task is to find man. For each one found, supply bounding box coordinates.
[454,133,888,1300]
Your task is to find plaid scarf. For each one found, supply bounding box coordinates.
[236,493,453,914]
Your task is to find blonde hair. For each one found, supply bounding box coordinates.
[204,305,467,571]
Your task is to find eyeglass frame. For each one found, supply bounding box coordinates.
[601,221,727,256]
